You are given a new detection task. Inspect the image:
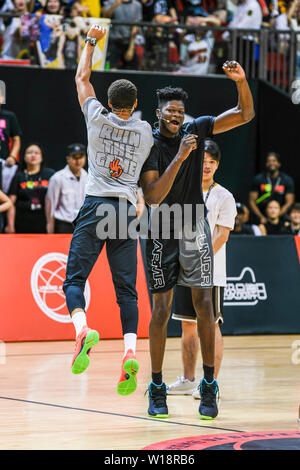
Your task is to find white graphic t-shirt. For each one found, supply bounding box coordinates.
[203,183,237,286]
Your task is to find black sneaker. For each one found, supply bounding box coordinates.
[199,378,219,420]
[148,382,169,418]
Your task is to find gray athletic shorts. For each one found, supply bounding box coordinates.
[146,217,213,293]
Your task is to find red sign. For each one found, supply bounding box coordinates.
[0,235,152,342]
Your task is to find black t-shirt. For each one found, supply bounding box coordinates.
[251,171,295,213]
[231,224,256,235]
[0,108,22,160]
[141,116,215,234]
[8,167,55,233]
[263,219,286,235]
[281,224,300,236]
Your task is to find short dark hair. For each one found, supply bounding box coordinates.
[204,138,221,161]
[107,79,137,109]
[265,198,281,208]
[156,86,188,108]
[289,202,300,213]
[20,143,45,171]
[266,151,281,163]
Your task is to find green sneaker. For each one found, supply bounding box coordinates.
[117,349,139,396]
[71,326,99,374]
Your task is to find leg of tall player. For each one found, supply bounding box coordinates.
[191,287,219,419]
[148,289,173,418]
[168,320,223,395]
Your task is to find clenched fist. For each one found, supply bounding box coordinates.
[178,134,198,162]
[222,60,246,83]
[87,24,107,42]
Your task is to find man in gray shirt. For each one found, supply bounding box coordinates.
[102,0,142,69]
[63,25,153,398]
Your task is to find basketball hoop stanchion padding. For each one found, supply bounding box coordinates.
[0,235,152,342]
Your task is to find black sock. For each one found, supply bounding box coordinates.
[203,365,214,383]
[152,371,162,385]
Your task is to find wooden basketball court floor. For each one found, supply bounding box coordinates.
[0,334,299,450]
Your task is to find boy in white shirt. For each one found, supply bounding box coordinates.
[167,138,237,398]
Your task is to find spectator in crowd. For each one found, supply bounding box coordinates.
[249,151,295,224]
[288,0,300,78]
[178,27,215,75]
[223,0,262,32]
[0,84,22,171]
[69,0,100,17]
[39,0,63,59]
[258,198,286,234]
[0,82,21,232]
[1,0,35,59]
[222,0,262,73]
[45,143,87,234]
[182,0,227,25]
[0,0,15,36]
[102,0,142,69]
[231,202,262,235]
[56,14,82,68]
[281,203,300,235]
[5,143,55,233]
[0,189,12,232]
[141,0,178,22]
[140,0,179,71]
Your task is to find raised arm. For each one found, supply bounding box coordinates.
[75,25,107,108]
[213,61,255,135]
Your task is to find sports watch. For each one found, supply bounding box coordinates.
[85,37,97,46]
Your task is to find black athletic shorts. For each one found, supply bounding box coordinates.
[146,217,213,293]
[172,284,224,324]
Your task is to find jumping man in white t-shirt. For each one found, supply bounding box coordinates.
[167,139,237,398]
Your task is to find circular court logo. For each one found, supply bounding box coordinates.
[142,431,300,450]
[31,252,91,323]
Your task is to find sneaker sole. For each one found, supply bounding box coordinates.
[148,412,169,419]
[72,330,99,375]
[117,358,139,396]
[199,413,217,420]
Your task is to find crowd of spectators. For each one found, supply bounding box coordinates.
[0,0,299,75]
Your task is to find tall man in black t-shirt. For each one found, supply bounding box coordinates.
[140,60,255,420]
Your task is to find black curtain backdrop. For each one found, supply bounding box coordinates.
[1,67,299,203]
[1,66,257,204]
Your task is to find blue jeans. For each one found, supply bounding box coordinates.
[63,196,138,335]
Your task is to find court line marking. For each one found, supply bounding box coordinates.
[0,395,244,433]
[3,345,292,358]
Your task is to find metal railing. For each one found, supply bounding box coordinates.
[108,20,298,94]
[0,12,298,94]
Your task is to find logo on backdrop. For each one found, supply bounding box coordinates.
[31,253,90,323]
[224,267,267,307]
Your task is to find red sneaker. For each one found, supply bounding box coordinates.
[117,349,139,396]
[71,326,99,374]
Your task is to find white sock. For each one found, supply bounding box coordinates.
[123,333,137,357]
[72,311,87,338]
